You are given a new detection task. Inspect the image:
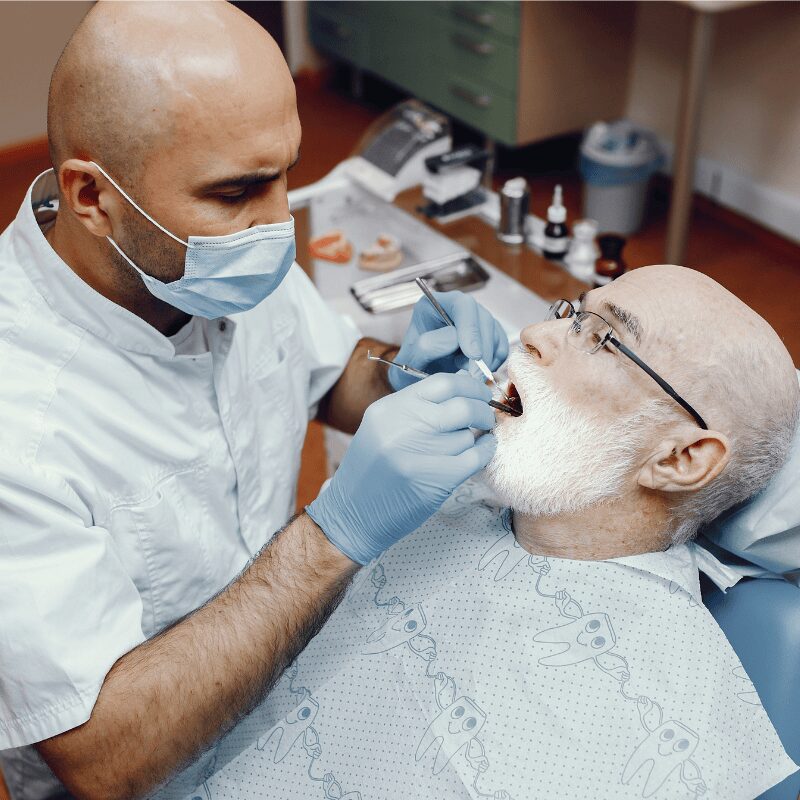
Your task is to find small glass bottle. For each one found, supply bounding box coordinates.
[542,184,568,260]
[594,234,627,286]
[564,218,600,281]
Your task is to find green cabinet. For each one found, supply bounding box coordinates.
[308,2,372,67]
[308,0,519,144]
[367,3,437,92]
[308,1,634,148]
[444,2,521,41]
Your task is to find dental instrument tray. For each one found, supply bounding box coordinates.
[350,253,490,314]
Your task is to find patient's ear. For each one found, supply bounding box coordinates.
[637,429,730,493]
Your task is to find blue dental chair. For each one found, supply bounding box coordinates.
[700,381,800,800]
[703,578,800,800]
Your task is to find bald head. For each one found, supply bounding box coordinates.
[510,264,798,547]
[48,1,291,185]
[606,265,797,430]
[592,265,799,540]
[46,0,301,329]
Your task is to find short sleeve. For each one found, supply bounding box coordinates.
[282,265,361,418]
[0,459,145,748]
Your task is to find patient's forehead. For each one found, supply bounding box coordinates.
[574,266,796,434]
[584,265,760,357]
[592,265,720,315]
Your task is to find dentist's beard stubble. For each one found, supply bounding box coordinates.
[482,349,664,519]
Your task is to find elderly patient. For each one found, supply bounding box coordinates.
[164,266,799,800]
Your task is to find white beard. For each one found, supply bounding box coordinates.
[482,349,662,518]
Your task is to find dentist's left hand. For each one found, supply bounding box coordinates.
[389,290,509,391]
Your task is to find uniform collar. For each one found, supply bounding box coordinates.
[12,169,228,358]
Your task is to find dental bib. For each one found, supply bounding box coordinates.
[156,482,796,800]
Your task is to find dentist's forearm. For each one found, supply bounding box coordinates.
[36,513,357,800]
[317,337,398,434]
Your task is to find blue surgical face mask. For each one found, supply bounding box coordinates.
[91,162,296,319]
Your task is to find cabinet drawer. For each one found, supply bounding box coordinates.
[309,5,370,67]
[443,1,520,42]
[435,19,518,95]
[427,73,516,144]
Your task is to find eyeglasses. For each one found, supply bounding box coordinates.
[546,299,708,430]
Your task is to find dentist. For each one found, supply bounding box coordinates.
[0,3,507,799]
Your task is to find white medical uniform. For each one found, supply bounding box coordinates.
[0,170,360,798]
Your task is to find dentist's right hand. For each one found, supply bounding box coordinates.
[306,372,496,565]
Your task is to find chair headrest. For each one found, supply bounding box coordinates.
[702,371,800,575]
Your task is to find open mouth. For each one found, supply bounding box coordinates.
[505,382,523,415]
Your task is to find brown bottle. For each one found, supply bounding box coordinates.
[594,234,627,286]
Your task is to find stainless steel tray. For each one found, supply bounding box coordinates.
[350,253,491,314]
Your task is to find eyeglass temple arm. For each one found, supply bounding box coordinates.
[610,338,709,430]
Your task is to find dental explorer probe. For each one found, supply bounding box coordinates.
[366,351,521,417]
[413,277,512,404]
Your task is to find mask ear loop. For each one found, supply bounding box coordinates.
[90,161,190,248]
[104,234,156,277]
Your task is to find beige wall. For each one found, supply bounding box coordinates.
[626,1,800,197]
[0,0,314,151]
[0,1,92,149]
[283,0,323,74]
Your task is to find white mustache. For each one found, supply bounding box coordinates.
[506,349,572,417]
[483,349,668,518]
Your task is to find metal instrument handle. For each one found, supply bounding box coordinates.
[414,277,455,327]
[366,354,519,416]
[366,351,430,379]
[451,34,495,56]
[450,85,492,109]
[453,6,496,27]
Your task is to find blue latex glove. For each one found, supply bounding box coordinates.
[388,290,509,391]
[306,372,496,565]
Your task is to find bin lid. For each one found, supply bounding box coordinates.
[581,120,661,168]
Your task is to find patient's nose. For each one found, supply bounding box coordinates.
[520,322,559,367]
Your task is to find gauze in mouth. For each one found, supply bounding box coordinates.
[482,349,660,518]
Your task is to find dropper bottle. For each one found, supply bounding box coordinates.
[542,184,568,260]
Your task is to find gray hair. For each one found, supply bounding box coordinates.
[665,345,800,545]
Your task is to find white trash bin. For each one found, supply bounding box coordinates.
[579,121,664,236]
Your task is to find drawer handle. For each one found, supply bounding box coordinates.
[450,85,492,109]
[454,6,496,28]
[451,34,496,56]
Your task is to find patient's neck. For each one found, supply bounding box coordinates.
[512,493,671,561]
